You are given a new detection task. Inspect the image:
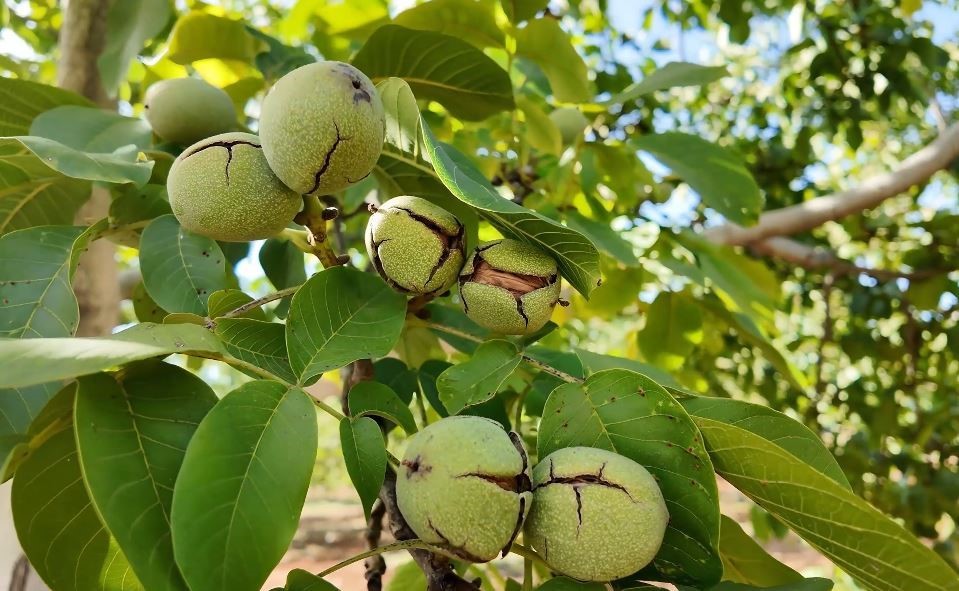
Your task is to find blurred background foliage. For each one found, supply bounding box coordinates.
[2,0,958,576]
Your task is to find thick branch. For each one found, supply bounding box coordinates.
[705,122,959,246]
[749,236,948,281]
[59,0,118,337]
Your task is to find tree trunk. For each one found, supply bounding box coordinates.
[59,0,119,337]
[1,2,117,589]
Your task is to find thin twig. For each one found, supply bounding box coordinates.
[316,539,460,578]
[424,322,583,383]
[204,284,302,328]
[189,351,346,422]
[520,356,583,383]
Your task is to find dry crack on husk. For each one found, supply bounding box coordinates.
[181,139,260,184]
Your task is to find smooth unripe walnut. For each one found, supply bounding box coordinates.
[396,416,532,562]
[144,78,236,146]
[525,447,668,582]
[259,61,385,195]
[167,132,302,242]
[549,107,589,146]
[365,196,465,296]
[459,239,561,335]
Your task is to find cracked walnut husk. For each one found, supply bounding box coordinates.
[459,239,561,335]
[166,132,302,242]
[365,196,466,296]
[395,416,532,562]
[258,61,385,196]
[525,447,669,582]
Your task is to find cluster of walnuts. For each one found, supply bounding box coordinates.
[147,64,668,582]
[396,416,669,582]
[148,61,565,336]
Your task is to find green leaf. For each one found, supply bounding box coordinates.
[515,18,592,102]
[609,62,728,104]
[75,363,217,591]
[502,0,548,23]
[574,349,679,388]
[349,381,418,434]
[352,25,514,121]
[385,560,426,591]
[215,318,298,383]
[693,416,959,591]
[0,78,92,136]
[340,416,387,520]
[167,11,265,64]
[208,289,267,320]
[140,215,229,315]
[634,133,762,226]
[537,577,605,591]
[393,0,504,48]
[108,184,172,246]
[696,296,807,391]
[637,291,703,370]
[0,137,153,186]
[171,381,318,591]
[437,340,521,415]
[0,222,105,470]
[517,95,562,156]
[0,154,91,235]
[286,266,407,384]
[257,240,305,290]
[99,0,172,92]
[0,381,62,479]
[0,322,226,389]
[373,357,419,404]
[418,359,453,416]
[675,233,779,320]
[564,210,640,266]
[285,571,338,591]
[12,386,143,591]
[423,302,490,354]
[244,26,315,82]
[30,106,153,152]
[0,225,88,338]
[718,515,803,586]
[421,118,601,296]
[538,369,722,586]
[682,397,849,489]
[258,238,306,318]
[131,281,168,322]
[285,569,340,591]
[679,582,834,591]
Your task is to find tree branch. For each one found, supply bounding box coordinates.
[748,236,949,281]
[704,122,959,246]
[364,500,387,591]
[294,196,350,268]
[379,469,480,591]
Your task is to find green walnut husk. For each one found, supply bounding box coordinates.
[258,61,385,196]
[365,196,465,296]
[167,132,302,242]
[396,416,532,562]
[144,78,236,146]
[459,239,561,335]
[525,447,669,582]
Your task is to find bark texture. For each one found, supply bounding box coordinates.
[58,0,120,336]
